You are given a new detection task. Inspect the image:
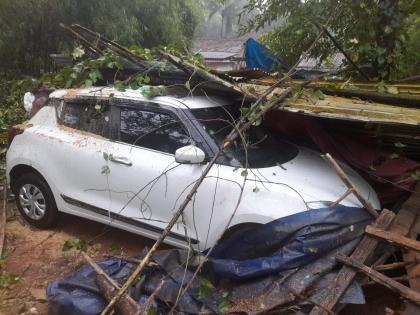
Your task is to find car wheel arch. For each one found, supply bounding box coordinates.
[10,164,49,193]
[221,222,262,241]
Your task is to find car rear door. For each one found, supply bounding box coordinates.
[53,98,118,223]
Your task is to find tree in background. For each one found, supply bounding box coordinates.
[197,0,251,39]
[0,0,201,77]
[242,0,420,80]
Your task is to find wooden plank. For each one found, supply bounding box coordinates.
[324,154,378,218]
[336,254,420,306]
[309,209,395,315]
[400,184,420,315]
[366,226,420,253]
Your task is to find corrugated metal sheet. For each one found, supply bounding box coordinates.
[240,83,420,126]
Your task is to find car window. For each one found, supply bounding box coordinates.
[120,107,191,154]
[60,101,110,138]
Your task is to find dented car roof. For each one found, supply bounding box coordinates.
[49,87,230,109]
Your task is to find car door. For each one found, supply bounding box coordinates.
[53,98,118,222]
[105,101,207,246]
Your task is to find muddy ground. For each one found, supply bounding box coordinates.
[0,200,403,315]
[0,200,170,315]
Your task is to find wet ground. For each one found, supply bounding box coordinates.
[0,201,169,315]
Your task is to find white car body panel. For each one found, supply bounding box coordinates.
[7,89,381,250]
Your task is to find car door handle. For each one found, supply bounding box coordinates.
[109,156,133,166]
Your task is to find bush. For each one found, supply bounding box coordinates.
[0,77,31,158]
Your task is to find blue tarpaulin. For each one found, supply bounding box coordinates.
[244,38,288,72]
[47,206,372,314]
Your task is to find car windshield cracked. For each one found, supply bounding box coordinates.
[191,105,299,168]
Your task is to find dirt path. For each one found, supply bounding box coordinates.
[0,201,169,315]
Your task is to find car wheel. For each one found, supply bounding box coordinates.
[14,173,58,228]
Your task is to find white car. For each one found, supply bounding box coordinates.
[6,87,380,250]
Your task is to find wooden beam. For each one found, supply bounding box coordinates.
[323,154,379,218]
[374,259,420,271]
[381,183,420,315]
[336,254,420,306]
[309,209,395,315]
[366,226,420,253]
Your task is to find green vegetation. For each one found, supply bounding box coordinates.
[242,0,420,80]
[0,0,201,77]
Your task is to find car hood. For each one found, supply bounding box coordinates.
[250,147,380,209]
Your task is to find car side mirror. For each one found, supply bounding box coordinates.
[175,145,206,164]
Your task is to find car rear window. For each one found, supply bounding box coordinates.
[60,101,110,138]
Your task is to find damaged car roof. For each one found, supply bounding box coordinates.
[50,87,231,109]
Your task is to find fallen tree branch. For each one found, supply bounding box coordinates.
[81,252,142,315]
[323,153,378,218]
[336,254,420,306]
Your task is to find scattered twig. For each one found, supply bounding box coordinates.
[330,188,354,208]
[142,279,165,314]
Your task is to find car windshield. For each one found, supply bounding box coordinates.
[191,105,299,168]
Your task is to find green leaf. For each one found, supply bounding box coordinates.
[62,240,74,252]
[101,165,110,175]
[84,79,93,88]
[386,86,399,95]
[148,307,158,315]
[240,170,248,177]
[240,107,250,116]
[72,47,85,59]
[253,187,260,193]
[308,247,318,254]
[218,300,231,312]
[377,81,386,93]
[198,279,215,299]
[103,152,109,161]
[0,273,20,288]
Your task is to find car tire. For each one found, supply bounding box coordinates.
[14,172,58,228]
